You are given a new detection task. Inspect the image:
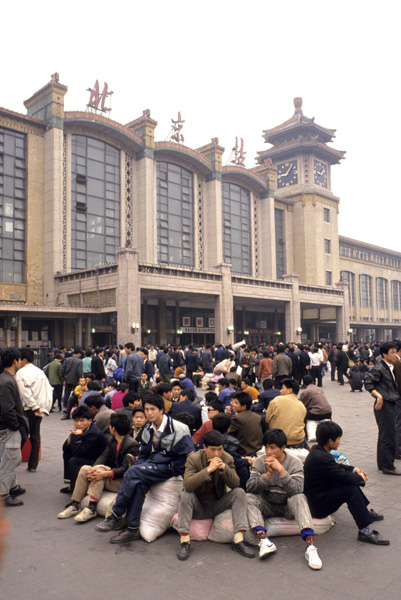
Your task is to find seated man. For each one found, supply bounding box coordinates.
[104,381,118,408]
[246,428,322,569]
[212,413,252,491]
[225,366,241,388]
[62,376,87,418]
[193,400,224,445]
[116,391,139,419]
[170,380,183,403]
[78,381,101,406]
[348,361,364,392]
[170,389,202,433]
[217,378,234,410]
[96,393,195,543]
[240,378,259,402]
[229,392,264,457]
[130,405,147,442]
[300,376,332,421]
[265,378,307,448]
[253,379,280,414]
[58,413,138,522]
[84,395,115,434]
[61,405,108,494]
[156,383,173,414]
[138,373,151,393]
[176,430,255,561]
[304,421,388,545]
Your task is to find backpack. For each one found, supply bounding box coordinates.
[113,367,124,381]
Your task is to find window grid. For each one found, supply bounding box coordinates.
[0,127,26,283]
[222,182,252,275]
[360,274,373,308]
[157,161,194,267]
[340,271,356,306]
[376,277,388,310]
[392,281,401,311]
[275,208,285,279]
[324,207,330,222]
[325,239,331,254]
[71,135,120,271]
[326,271,332,286]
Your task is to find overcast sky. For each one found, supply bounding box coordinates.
[3,0,400,252]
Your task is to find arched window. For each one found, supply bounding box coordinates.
[222,182,251,275]
[71,135,120,270]
[392,280,401,311]
[359,274,372,308]
[376,277,388,310]
[340,271,355,305]
[157,162,194,267]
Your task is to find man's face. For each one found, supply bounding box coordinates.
[218,383,224,392]
[205,444,224,461]
[280,385,292,396]
[124,346,132,354]
[164,390,172,401]
[132,412,147,430]
[240,381,247,390]
[133,399,142,407]
[265,443,285,461]
[73,417,91,432]
[330,437,341,451]
[79,377,86,387]
[141,373,147,382]
[145,404,164,423]
[171,385,181,398]
[383,348,397,364]
[13,358,22,372]
[207,406,219,419]
[231,398,245,413]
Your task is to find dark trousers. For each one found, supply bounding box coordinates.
[311,365,322,387]
[338,368,347,385]
[330,361,336,381]
[374,400,396,470]
[53,384,63,411]
[127,379,139,393]
[65,392,78,416]
[274,375,287,389]
[186,370,194,382]
[111,462,171,529]
[394,398,401,456]
[306,411,332,421]
[310,484,372,530]
[25,409,42,470]
[63,384,75,411]
[63,450,94,489]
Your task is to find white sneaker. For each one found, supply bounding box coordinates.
[305,544,322,570]
[58,504,80,519]
[74,507,97,523]
[259,537,277,558]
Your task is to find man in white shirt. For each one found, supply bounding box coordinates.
[16,349,53,472]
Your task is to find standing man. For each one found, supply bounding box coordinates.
[201,345,213,374]
[159,347,173,382]
[91,348,106,389]
[365,342,401,475]
[16,349,53,473]
[61,347,83,420]
[124,343,144,393]
[0,348,29,506]
[185,347,199,382]
[271,344,292,389]
[393,341,401,459]
[328,344,338,381]
[336,344,349,386]
[46,353,63,411]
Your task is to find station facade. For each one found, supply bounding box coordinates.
[1,75,400,349]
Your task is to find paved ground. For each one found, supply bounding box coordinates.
[1,377,401,600]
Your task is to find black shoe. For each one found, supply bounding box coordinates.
[27,467,37,472]
[96,517,122,532]
[60,486,71,494]
[9,485,26,497]
[231,541,256,558]
[369,509,384,521]
[358,530,389,545]
[4,495,23,507]
[177,542,190,561]
[382,468,401,475]
[110,528,140,544]
[60,414,70,420]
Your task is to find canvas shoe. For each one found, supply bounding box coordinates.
[58,504,81,519]
[74,507,97,523]
[259,537,277,558]
[305,544,322,570]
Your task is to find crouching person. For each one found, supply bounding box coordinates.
[246,429,322,570]
[58,413,138,522]
[177,430,255,561]
[96,393,195,543]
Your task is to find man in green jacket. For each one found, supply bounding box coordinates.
[176,430,254,561]
[45,353,63,411]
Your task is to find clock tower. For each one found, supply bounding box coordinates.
[257,97,345,286]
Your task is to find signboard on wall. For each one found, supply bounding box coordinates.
[182,327,215,333]
[182,317,191,327]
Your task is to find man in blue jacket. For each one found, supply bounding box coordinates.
[96,393,195,543]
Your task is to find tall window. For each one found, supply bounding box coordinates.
[325,239,331,253]
[71,136,120,270]
[376,277,388,310]
[0,127,26,283]
[392,281,401,311]
[324,207,330,222]
[275,208,285,279]
[326,271,332,285]
[360,274,373,308]
[157,162,194,267]
[340,271,356,305]
[222,182,251,275]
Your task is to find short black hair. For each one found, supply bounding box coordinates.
[231,391,252,410]
[380,342,397,357]
[85,349,92,357]
[205,391,218,404]
[208,400,224,413]
[156,383,172,395]
[263,428,287,448]
[262,379,274,390]
[212,413,231,435]
[316,421,343,446]
[84,394,103,409]
[142,393,164,412]
[124,342,134,351]
[87,381,101,391]
[173,412,195,430]
[20,348,34,363]
[0,347,21,368]
[171,380,182,389]
[180,388,195,402]
[203,430,224,448]
[242,378,251,386]
[95,348,104,355]
[117,383,128,393]
[218,378,229,387]
[124,391,139,407]
[281,378,300,395]
[303,375,314,386]
[109,413,131,435]
[72,405,93,420]
[132,405,145,416]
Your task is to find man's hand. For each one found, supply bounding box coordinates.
[70,428,83,436]
[87,468,110,483]
[374,394,384,411]
[207,457,225,473]
[34,409,42,417]
[354,468,368,481]
[264,456,285,477]
[244,456,254,467]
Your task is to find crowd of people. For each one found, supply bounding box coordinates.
[1,337,400,569]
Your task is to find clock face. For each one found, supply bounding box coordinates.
[314,160,328,188]
[277,160,298,188]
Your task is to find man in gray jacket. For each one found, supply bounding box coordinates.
[124,343,143,393]
[61,347,83,419]
[364,341,401,475]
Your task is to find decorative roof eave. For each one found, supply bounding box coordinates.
[64,112,145,153]
[0,106,46,128]
[263,120,336,145]
[222,166,267,195]
[257,137,346,165]
[339,236,401,258]
[154,141,214,176]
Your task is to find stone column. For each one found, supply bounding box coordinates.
[158,300,167,345]
[76,317,83,348]
[214,263,234,346]
[336,281,350,344]
[175,301,180,345]
[85,317,92,349]
[117,248,141,347]
[283,274,300,343]
[16,314,22,347]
